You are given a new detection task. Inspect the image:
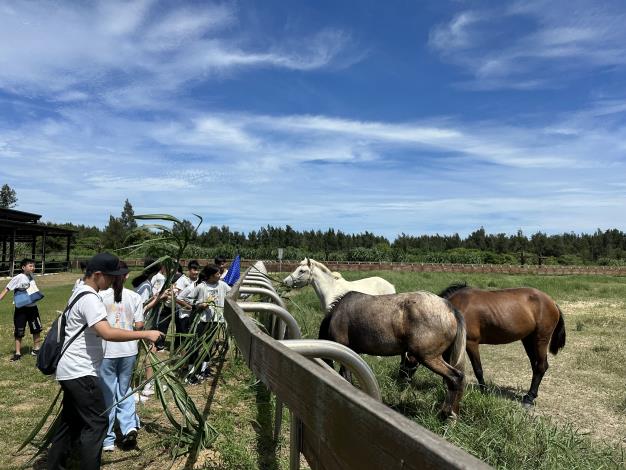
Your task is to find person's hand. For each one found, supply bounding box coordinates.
[145,330,164,343]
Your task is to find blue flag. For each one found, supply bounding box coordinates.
[223,254,241,286]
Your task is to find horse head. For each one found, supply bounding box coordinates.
[282,258,313,288]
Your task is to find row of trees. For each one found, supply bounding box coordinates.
[3,187,624,265]
[53,201,625,266]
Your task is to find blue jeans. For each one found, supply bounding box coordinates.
[99,355,139,447]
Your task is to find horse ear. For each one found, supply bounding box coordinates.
[306,258,311,267]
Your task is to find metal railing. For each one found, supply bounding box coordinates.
[224,262,490,470]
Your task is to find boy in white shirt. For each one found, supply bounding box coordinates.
[173,260,200,349]
[215,255,228,280]
[99,261,144,452]
[0,258,42,361]
[47,253,162,469]
[180,264,231,383]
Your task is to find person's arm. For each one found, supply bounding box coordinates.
[93,320,162,342]
[143,294,160,312]
[134,321,145,330]
[0,287,9,302]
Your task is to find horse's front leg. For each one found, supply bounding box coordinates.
[338,365,353,384]
[398,352,419,380]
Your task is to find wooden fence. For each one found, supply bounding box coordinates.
[224,267,491,469]
[106,258,626,276]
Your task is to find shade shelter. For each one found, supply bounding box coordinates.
[0,208,75,276]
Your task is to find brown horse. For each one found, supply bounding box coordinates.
[439,283,566,407]
[319,291,467,418]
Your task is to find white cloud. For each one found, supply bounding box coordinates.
[0,2,353,102]
[429,0,626,89]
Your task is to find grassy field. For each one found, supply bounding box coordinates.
[0,271,625,469]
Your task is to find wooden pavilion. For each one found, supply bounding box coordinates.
[0,208,75,276]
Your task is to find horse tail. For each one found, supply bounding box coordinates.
[549,304,566,355]
[447,308,467,373]
[318,313,333,341]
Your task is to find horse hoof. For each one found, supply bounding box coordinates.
[521,400,534,410]
[438,409,457,421]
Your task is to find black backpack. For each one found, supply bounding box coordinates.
[37,291,97,375]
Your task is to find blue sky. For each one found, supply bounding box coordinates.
[1,0,625,240]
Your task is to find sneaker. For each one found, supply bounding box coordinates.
[185,374,199,385]
[31,349,39,356]
[200,368,213,379]
[121,429,137,450]
[133,392,149,403]
[10,354,21,362]
[103,444,115,452]
[141,383,155,397]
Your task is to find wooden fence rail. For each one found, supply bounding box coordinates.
[224,266,491,470]
[105,258,626,276]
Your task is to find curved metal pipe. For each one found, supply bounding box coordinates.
[237,302,301,340]
[239,286,286,309]
[249,262,268,275]
[245,274,273,284]
[242,278,274,289]
[278,339,381,401]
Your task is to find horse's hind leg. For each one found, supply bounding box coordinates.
[421,355,465,419]
[466,340,486,389]
[521,335,550,407]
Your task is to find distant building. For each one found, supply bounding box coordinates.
[0,208,75,276]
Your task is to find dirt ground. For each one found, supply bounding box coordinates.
[477,299,626,448]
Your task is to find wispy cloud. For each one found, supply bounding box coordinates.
[429,0,626,89]
[0,1,353,104]
[2,97,625,237]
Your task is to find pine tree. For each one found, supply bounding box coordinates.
[0,184,18,208]
[102,215,126,250]
[120,199,137,232]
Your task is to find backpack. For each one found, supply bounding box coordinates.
[37,291,97,375]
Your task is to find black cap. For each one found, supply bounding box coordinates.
[87,253,129,276]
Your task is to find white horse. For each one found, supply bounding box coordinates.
[283,258,396,312]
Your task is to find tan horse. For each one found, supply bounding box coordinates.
[440,284,566,407]
[320,291,467,419]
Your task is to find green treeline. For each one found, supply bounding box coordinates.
[41,201,626,266]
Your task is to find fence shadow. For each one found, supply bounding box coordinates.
[253,382,279,470]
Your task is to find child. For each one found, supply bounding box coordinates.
[72,260,87,292]
[173,260,200,350]
[0,258,43,361]
[150,264,167,294]
[180,264,231,383]
[131,260,164,398]
[99,262,144,452]
[214,255,229,280]
[47,253,162,469]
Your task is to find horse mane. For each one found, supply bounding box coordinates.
[439,282,469,299]
[306,258,336,276]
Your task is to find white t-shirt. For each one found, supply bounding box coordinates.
[176,280,196,319]
[100,288,144,358]
[151,272,166,294]
[55,285,107,381]
[72,278,84,293]
[183,280,231,322]
[6,273,38,307]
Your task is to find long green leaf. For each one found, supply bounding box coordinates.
[134,214,182,224]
